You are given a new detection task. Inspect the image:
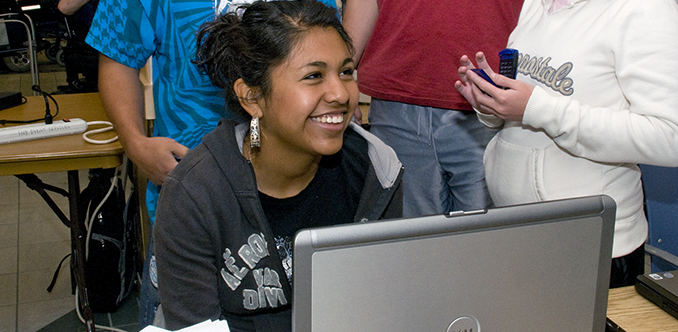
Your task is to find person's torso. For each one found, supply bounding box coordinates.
[357,0,524,110]
[193,123,378,320]
[485,0,649,257]
[502,0,628,149]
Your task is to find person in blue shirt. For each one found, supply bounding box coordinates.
[85,0,337,328]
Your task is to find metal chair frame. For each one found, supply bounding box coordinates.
[0,12,40,93]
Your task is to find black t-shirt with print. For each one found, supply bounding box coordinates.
[259,134,368,285]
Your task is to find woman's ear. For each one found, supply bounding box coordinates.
[234,78,263,118]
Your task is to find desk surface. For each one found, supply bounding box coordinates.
[0,93,123,176]
[607,286,678,331]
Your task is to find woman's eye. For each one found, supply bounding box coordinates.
[341,67,355,77]
[304,72,322,80]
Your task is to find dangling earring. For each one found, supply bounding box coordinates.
[250,116,260,148]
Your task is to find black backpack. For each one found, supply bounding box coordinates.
[77,168,138,312]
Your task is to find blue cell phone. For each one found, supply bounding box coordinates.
[470,68,499,87]
[470,48,519,90]
[498,48,519,79]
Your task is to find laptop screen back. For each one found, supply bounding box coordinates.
[292,195,615,332]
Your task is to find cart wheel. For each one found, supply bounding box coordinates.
[3,52,31,72]
[46,44,60,63]
[56,49,66,67]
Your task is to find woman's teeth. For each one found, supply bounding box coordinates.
[312,114,344,124]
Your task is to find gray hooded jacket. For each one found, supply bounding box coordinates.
[155,120,403,331]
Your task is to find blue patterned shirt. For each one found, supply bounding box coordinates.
[86,0,337,222]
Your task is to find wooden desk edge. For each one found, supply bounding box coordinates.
[607,286,678,331]
[0,154,124,176]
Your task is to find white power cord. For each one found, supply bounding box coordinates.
[84,167,120,259]
[83,121,118,144]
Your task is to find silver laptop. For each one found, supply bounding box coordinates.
[292,195,615,332]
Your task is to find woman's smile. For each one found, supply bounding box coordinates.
[309,113,346,124]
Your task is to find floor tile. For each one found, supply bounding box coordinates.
[18,183,70,207]
[35,309,87,332]
[19,73,35,97]
[18,218,70,246]
[16,171,91,209]
[33,172,69,186]
[109,294,141,327]
[38,72,59,93]
[0,223,18,249]
[18,186,69,210]
[0,177,19,226]
[0,274,17,307]
[17,269,73,303]
[0,75,21,93]
[0,175,19,189]
[53,71,67,90]
[37,288,140,332]
[0,246,18,275]
[0,204,18,226]
[17,297,74,332]
[0,305,17,332]
[36,309,114,332]
[18,240,70,272]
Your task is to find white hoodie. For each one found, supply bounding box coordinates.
[483,0,678,258]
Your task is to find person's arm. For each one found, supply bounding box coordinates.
[57,0,90,15]
[342,0,379,65]
[342,0,379,124]
[532,0,678,168]
[98,54,189,184]
[524,0,678,167]
[154,177,222,329]
[456,0,678,167]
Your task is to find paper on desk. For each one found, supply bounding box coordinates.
[140,320,230,332]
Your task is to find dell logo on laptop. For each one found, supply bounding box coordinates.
[447,316,481,332]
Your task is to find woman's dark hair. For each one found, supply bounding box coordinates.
[194,1,353,119]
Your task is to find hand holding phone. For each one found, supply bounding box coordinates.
[469,49,519,90]
[456,49,531,122]
[470,68,500,88]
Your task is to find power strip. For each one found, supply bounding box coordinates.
[0,118,88,145]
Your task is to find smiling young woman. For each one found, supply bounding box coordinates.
[152,2,404,331]
[234,26,360,198]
